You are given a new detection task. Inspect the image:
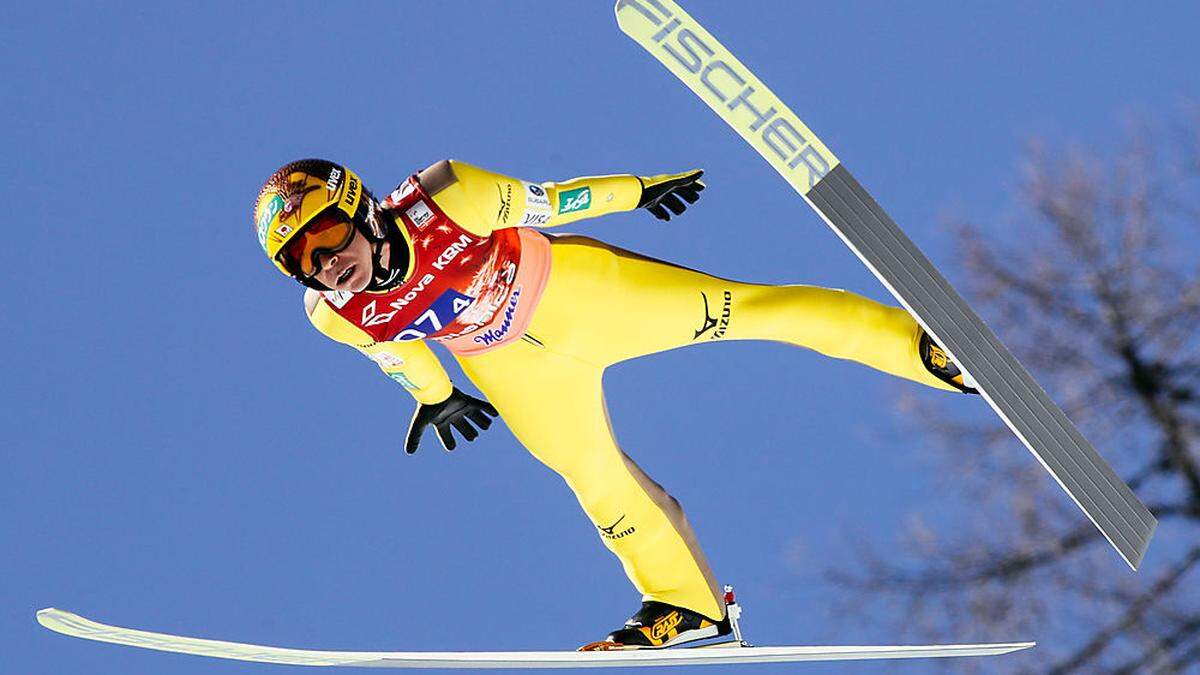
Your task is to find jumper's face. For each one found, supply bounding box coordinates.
[312,227,374,292]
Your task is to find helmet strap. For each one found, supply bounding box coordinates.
[368,240,403,290]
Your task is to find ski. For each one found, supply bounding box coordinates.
[36,608,1032,668]
[615,0,1155,570]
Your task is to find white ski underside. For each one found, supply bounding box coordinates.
[37,609,1032,669]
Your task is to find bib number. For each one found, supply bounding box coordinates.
[393,289,474,341]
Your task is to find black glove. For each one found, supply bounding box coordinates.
[404,387,500,454]
[637,170,705,221]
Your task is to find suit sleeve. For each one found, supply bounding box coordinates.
[304,291,455,405]
[429,159,645,234]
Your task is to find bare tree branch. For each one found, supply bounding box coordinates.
[1111,615,1200,674]
[1047,546,1200,674]
[824,111,1200,672]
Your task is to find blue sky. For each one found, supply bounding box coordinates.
[3,2,1197,674]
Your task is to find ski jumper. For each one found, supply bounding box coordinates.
[304,160,961,620]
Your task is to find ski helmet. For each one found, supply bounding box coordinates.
[253,159,387,287]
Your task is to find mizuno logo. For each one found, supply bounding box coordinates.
[496,183,513,224]
[598,514,636,540]
[694,292,718,339]
[694,290,732,340]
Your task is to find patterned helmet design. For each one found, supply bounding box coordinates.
[253,159,365,278]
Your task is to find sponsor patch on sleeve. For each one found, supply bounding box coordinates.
[386,370,420,391]
[519,181,553,226]
[557,186,592,214]
[367,351,406,368]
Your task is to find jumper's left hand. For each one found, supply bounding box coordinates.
[637,170,705,221]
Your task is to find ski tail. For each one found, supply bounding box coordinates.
[615,0,1155,568]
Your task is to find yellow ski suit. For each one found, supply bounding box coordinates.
[305,160,960,620]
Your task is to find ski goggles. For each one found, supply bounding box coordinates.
[276,210,358,279]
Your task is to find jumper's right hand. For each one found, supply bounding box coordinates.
[637,170,705,221]
[404,387,500,454]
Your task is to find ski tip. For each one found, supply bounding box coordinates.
[37,607,86,634]
[37,608,64,630]
[613,0,641,31]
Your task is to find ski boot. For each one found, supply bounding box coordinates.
[919,329,978,394]
[579,587,748,651]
